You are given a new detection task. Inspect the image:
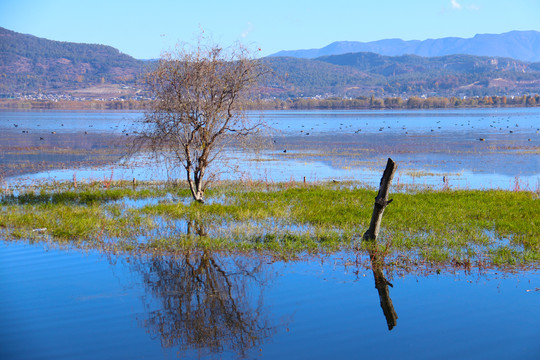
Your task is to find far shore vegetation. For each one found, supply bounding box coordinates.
[1,93,540,111]
[1,180,538,272]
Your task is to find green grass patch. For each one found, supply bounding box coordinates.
[1,180,538,269]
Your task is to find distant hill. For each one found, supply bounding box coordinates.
[258,56,380,98]
[2,27,540,99]
[271,31,540,62]
[317,52,529,75]
[0,27,145,94]
[263,52,540,98]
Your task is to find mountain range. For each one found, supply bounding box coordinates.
[259,52,540,98]
[271,31,540,62]
[2,27,540,99]
[0,27,144,95]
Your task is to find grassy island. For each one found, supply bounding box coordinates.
[1,180,538,271]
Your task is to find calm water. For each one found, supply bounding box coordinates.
[1,108,539,359]
[1,108,539,189]
[1,241,539,360]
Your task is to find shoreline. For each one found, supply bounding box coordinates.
[2,96,540,111]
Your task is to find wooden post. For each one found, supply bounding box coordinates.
[363,158,397,241]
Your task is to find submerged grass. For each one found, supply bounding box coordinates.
[1,179,539,269]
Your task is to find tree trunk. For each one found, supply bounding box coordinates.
[187,174,205,203]
[363,158,397,241]
[194,191,204,203]
[191,183,205,203]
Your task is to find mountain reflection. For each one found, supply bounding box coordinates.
[128,250,278,358]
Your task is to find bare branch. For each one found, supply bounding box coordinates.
[132,38,267,203]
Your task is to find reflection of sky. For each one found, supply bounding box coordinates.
[2,108,539,190]
[1,242,539,359]
[2,108,539,135]
[260,108,540,135]
[0,110,141,134]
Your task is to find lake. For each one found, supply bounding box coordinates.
[1,108,539,189]
[1,108,539,359]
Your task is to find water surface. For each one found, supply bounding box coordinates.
[1,108,539,359]
[1,241,538,359]
[2,108,539,190]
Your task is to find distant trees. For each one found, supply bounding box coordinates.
[244,94,540,110]
[136,39,265,203]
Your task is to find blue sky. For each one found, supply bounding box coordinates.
[1,0,539,59]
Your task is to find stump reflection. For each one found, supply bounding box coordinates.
[368,250,398,331]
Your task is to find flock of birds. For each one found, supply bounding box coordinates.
[275,116,538,152]
[7,115,539,147]
[10,122,135,141]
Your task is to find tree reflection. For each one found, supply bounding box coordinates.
[368,250,398,331]
[129,250,277,358]
[186,219,207,237]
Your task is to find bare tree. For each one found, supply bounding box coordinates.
[138,38,265,203]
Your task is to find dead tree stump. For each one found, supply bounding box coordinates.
[363,158,397,241]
